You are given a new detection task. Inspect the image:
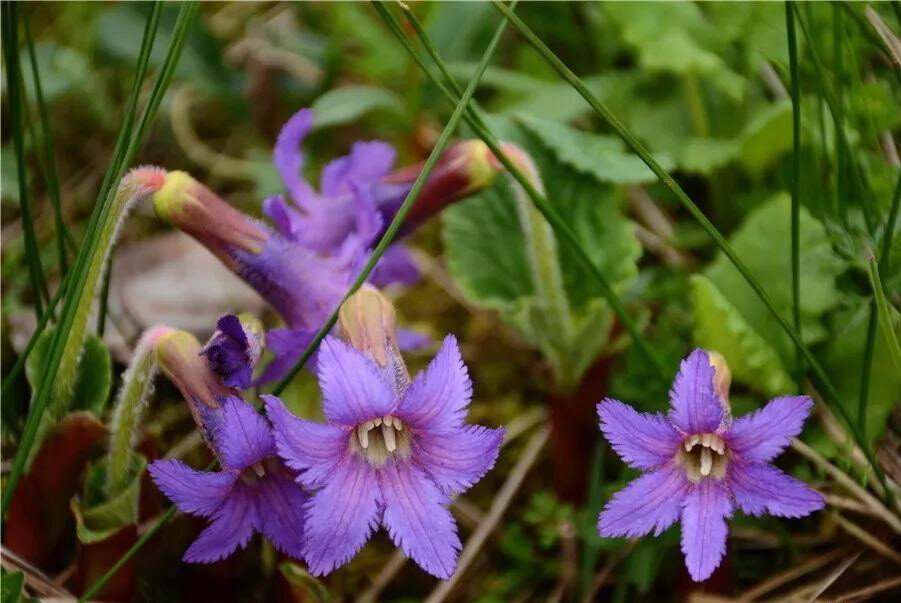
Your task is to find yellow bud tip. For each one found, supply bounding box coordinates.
[705,350,732,406]
[339,286,399,369]
[457,139,497,190]
[152,170,197,223]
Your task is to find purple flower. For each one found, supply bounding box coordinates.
[264,334,504,578]
[596,349,824,582]
[148,322,308,563]
[201,314,264,389]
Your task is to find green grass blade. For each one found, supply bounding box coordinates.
[786,2,804,393]
[0,1,192,519]
[271,1,514,396]
[23,12,74,273]
[867,258,901,373]
[489,0,893,505]
[373,0,669,380]
[3,3,50,318]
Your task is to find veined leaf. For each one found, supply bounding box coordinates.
[73,453,147,544]
[311,85,404,130]
[443,115,640,389]
[706,193,846,364]
[0,570,24,603]
[691,275,793,397]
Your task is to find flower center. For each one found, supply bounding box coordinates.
[350,415,411,466]
[239,459,269,485]
[677,433,728,482]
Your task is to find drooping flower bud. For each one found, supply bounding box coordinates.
[389,139,500,232]
[338,285,410,393]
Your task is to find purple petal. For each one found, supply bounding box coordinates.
[597,399,681,470]
[396,335,472,433]
[412,425,504,495]
[212,397,275,470]
[725,396,813,463]
[148,459,236,517]
[263,194,304,240]
[263,395,349,488]
[183,483,257,563]
[302,458,380,576]
[316,336,396,425]
[349,180,383,248]
[255,328,317,385]
[680,478,732,582]
[598,463,690,538]
[728,461,824,518]
[369,244,421,288]
[274,109,319,210]
[379,461,461,579]
[256,467,308,560]
[668,349,725,434]
[320,141,396,197]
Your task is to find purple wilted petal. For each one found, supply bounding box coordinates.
[256,468,308,560]
[396,335,472,433]
[148,459,236,517]
[255,328,317,385]
[725,396,813,463]
[379,461,461,579]
[320,141,396,197]
[317,336,395,425]
[263,194,304,240]
[598,463,690,538]
[183,482,257,563]
[202,315,253,389]
[668,349,725,434]
[263,395,349,488]
[302,459,381,576]
[597,399,681,470]
[680,478,732,582]
[274,109,319,210]
[728,461,824,518]
[212,397,275,470]
[369,244,420,288]
[412,425,504,495]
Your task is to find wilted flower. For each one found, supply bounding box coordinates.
[147,317,307,563]
[264,289,504,578]
[596,349,823,582]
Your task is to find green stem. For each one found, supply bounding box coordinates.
[786,2,804,394]
[271,1,514,396]
[374,0,669,380]
[490,0,895,512]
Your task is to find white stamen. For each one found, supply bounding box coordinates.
[684,435,699,452]
[382,423,397,452]
[358,424,370,449]
[252,462,265,478]
[699,448,713,476]
[393,417,403,430]
[373,417,382,427]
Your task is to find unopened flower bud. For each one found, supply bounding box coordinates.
[201,313,265,389]
[389,139,499,231]
[156,330,232,412]
[705,350,732,408]
[339,286,410,392]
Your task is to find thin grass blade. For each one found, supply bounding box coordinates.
[786,2,804,393]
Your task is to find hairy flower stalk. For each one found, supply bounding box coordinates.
[106,325,175,496]
[148,315,307,562]
[596,349,824,581]
[51,167,165,420]
[265,288,504,578]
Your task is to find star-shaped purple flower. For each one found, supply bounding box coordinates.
[596,349,824,582]
[148,318,307,563]
[263,334,504,579]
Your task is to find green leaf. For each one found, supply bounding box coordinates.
[679,137,739,175]
[823,301,901,444]
[738,100,794,173]
[25,329,112,415]
[72,453,146,544]
[603,2,745,100]
[691,275,793,397]
[517,115,675,185]
[444,115,640,388]
[867,259,901,374]
[311,85,404,130]
[706,193,846,365]
[0,570,24,603]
